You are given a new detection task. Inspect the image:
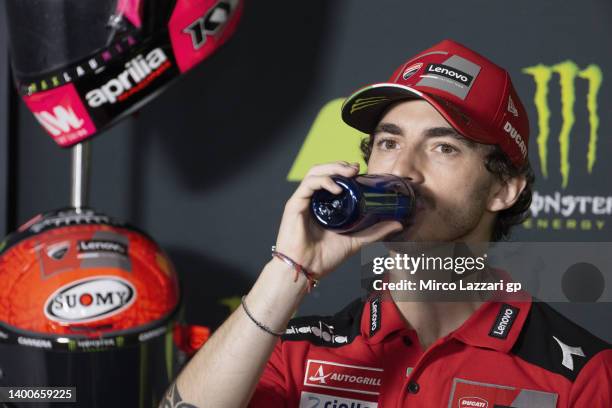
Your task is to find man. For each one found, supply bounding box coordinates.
[162,40,611,407]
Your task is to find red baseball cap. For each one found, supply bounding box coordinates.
[341,39,530,167]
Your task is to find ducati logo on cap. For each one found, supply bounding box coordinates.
[402,63,423,80]
[503,121,528,158]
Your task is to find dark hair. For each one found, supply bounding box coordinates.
[360,136,535,241]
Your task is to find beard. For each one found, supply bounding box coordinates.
[386,177,493,244]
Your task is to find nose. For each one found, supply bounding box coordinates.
[389,145,424,184]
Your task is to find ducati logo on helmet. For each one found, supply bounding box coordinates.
[45,276,136,323]
[47,241,70,260]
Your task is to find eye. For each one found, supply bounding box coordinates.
[375,138,399,150]
[435,143,459,155]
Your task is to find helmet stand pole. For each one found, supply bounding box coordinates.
[71,141,91,212]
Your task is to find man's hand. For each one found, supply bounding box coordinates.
[275,161,404,278]
[165,162,403,407]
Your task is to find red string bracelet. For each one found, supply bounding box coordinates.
[271,246,319,293]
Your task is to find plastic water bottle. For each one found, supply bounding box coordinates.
[310,174,415,233]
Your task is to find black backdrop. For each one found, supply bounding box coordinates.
[1,1,611,341]
[0,7,10,238]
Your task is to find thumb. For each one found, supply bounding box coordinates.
[352,221,404,246]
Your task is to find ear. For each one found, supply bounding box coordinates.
[487,175,527,212]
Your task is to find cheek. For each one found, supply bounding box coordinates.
[437,176,492,217]
[423,164,461,197]
[426,156,488,188]
[424,162,494,212]
[367,151,396,173]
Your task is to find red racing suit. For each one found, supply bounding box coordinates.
[249,294,612,407]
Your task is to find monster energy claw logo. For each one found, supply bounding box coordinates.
[522,61,602,188]
[350,96,389,114]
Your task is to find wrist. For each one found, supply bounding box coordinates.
[271,246,318,293]
[265,257,311,293]
[243,259,308,332]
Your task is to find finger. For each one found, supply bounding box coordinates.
[295,163,359,199]
[292,175,344,201]
[306,161,360,178]
[351,221,404,245]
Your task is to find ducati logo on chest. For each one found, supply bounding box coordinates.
[448,378,558,408]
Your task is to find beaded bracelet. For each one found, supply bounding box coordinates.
[271,246,319,293]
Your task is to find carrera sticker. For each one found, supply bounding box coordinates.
[402,62,423,80]
[489,304,519,339]
[44,276,136,323]
[448,378,558,408]
[17,337,52,349]
[304,360,383,396]
[299,391,378,408]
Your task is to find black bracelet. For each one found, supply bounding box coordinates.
[240,296,284,337]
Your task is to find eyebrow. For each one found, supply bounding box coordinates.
[372,122,477,149]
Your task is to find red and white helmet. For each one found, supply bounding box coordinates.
[0,208,208,406]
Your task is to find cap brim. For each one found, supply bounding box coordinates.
[341,83,495,145]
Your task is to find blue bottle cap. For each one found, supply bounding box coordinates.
[310,177,361,229]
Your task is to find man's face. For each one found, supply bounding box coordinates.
[366,99,498,242]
